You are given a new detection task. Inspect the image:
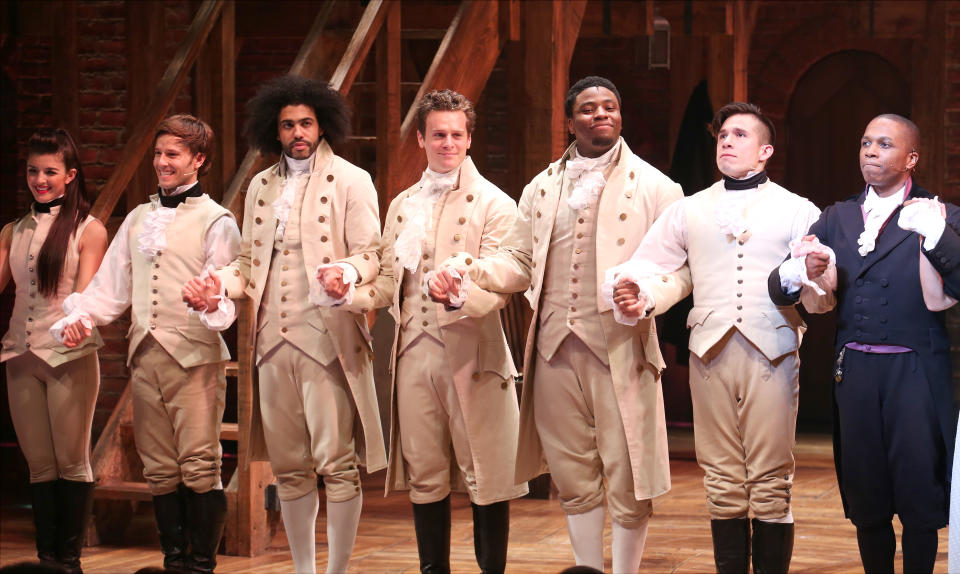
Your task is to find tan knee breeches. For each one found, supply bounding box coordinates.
[130,336,226,495]
[6,351,99,482]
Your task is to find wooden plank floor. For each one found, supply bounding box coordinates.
[0,433,950,573]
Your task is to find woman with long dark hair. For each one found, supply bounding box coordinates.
[0,128,107,574]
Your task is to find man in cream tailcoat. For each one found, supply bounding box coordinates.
[184,76,385,574]
[432,76,688,573]
[348,90,526,574]
[610,103,821,573]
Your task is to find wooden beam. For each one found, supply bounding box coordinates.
[393,0,507,197]
[518,0,587,184]
[732,0,759,102]
[329,0,388,95]
[194,0,236,203]
[52,0,78,136]
[92,0,224,221]
[375,0,401,219]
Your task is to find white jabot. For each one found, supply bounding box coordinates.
[565,139,620,210]
[858,185,906,256]
[715,172,760,237]
[273,153,314,241]
[394,165,460,272]
[136,182,201,259]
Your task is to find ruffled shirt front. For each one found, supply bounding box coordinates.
[394,165,460,272]
[136,182,200,259]
[272,154,313,242]
[858,184,907,256]
[564,140,620,211]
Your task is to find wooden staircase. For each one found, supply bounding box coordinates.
[85,0,582,556]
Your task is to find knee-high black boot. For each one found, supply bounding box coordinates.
[751,519,794,574]
[412,495,451,574]
[471,501,509,574]
[55,480,96,574]
[855,521,895,574]
[30,481,60,565]
[901,527,938,574]
[185,488,227,573]
[710,518,750,573]
[153,484,189,571]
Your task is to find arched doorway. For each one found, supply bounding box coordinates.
[784,50,909,431]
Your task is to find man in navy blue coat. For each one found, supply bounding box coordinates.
[769,114,960,573]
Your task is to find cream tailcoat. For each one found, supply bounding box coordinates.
[349,157,527,504]
[216,141,386,471]
[449,141,691,501]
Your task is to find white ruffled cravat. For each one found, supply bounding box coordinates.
[858,185,905,256]
[394,166,460,272]
[565,140,620,211]
[137,182,199,260]
[273,154,313,242]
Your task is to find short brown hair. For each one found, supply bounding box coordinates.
[415,90,476,135]
[710,102,776,147]
[154,114,215,175]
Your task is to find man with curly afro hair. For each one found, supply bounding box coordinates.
[183,75,386,574]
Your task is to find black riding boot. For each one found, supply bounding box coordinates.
[751,518,794,574]
[30,480,60,566]
[710,518,750,573]
[184,488,227,573]
[412,495,451,574]
[153,484,189,571]
[55,480,96,574]
[856,521,895,574]
[471,501,509,574]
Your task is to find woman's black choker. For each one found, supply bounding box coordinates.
[159,183,203,208]
[723,171,768,191]
[34,196,65,213]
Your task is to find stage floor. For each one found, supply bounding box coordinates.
[0,433,949,573]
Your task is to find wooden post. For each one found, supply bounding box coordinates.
[375,0,401,219]
[124,0,166,212]
[731,0,759,102]
[194,1,236,202]
[519,0,586,183]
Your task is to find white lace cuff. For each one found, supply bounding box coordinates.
[785,238,837,296]
[422,268,470,309]
[49,309,93,344]
[898,199,946,251]
[309,263,359,307]
[600,264,657,326]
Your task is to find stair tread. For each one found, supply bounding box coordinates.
[220,422,239,441]
[95,480,153,501]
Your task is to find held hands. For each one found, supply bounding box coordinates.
[799,235,831,280]
[427,268,464,305]
[61,319,92,348]
[182,273,222,313]
[613,277,648,318]
[317,265,350,299]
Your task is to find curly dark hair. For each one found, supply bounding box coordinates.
[243,75,351,155]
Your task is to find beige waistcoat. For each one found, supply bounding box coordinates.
[256,174,338,365]
[127,195,233,368]
[649,180,807,361]
[1,208,102,366]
